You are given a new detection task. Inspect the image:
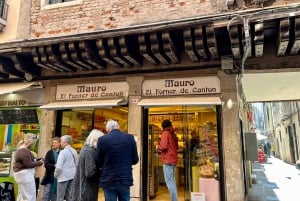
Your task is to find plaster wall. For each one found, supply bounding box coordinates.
[0,0,30,41]
[0,0,20,41]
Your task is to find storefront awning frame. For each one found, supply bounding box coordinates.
[137,96,221,107]
[0,82,43,95]
[40,98,127,110]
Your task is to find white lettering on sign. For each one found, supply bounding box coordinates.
[142,77,220,97]
[56,82,129,101]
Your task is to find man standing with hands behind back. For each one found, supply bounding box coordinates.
[96,120,139,201]
[156,119,179,201]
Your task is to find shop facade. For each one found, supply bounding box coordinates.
[37,71,243,201]
[0,85,44,201]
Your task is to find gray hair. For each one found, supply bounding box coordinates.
[61,135,72,144]
[85,129,104,148]
[106,120,119,132]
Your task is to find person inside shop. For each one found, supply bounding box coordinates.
[190,130,200,152]
[41,137,61,201]
[54,135,78,201]
[72,129,104,201]
[13,134,44,201]
[156,119,179,201]
[96,119,139,201]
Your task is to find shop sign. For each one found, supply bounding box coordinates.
[142,77,220,97]
[0,93,28,107]
[56,82,129,101]
[0,99,27,107]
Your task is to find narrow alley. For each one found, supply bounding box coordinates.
[248,157,300,201]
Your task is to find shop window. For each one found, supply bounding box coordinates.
[0,108,41,152]
[58,107,128,153]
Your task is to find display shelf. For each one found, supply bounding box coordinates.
[0,152,12,177]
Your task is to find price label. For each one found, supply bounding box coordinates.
[191,192,205,201]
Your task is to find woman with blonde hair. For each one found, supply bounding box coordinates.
[13,134,44,201]
[72,129,105,201]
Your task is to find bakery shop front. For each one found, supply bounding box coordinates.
[38,74,240,201]
[40,81,129,152]
[138,76,223,201]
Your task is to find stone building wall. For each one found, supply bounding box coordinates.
[30,0,299,39]
[31,0,227,38]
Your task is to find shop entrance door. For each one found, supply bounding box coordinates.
[146,105,220,201]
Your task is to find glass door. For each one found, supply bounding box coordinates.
[146,105,220,201]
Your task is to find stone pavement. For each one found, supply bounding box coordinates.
[247,157,300,201]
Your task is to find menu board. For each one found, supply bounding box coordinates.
[0,182,15,201]
[0,109,38,124]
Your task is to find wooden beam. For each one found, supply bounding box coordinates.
[205,25,219,60]
[228,25,242,59]
[119,36,142,67]
[138,34,159,65]
[194,26,208,60]
[277,18,290,56]
[0,57,24,78]
[254,22,264,57]
[97,39,123,67]
[290,17,300,55]
[59,43,88,71]
[162,31,180,64]
[184,28,200,62]
[108,37,133,67]
[150,32,169,65]
[78,41,106,69]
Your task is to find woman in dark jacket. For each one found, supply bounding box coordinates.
[72,129,104,201]
[41,137,60,201]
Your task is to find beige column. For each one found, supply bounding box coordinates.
[126,76,144,201]
[36,85,57,201]
[218,71,245,201]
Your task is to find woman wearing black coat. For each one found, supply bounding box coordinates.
[41,137,61,201]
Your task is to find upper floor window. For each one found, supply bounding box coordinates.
[41,0,82,10]
[0,0,8,20]
[49,0,74,4]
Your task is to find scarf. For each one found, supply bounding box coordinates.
[51,149,59,198]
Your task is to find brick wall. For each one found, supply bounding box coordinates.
[31,0,227,38]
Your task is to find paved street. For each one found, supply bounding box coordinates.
[248,157,300,201]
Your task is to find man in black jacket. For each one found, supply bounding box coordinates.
[41,137,60,201]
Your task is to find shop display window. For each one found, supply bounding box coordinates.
[0,152,12,177]
[147,105,220,201]
[58,107,128,152]
[0,108,40,152]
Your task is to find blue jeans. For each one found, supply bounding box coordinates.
[103,184,130,201]
[163,164,178,201]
